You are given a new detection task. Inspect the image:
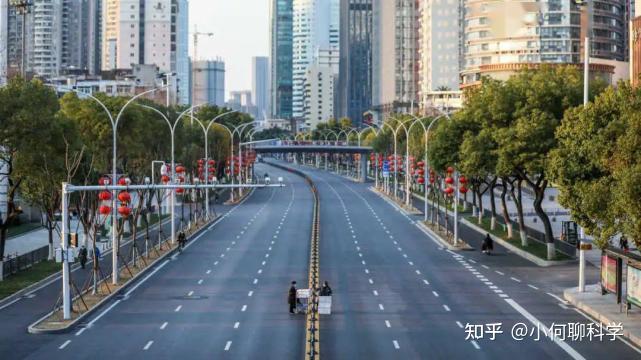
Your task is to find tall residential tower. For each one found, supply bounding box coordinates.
[269,0,294,120]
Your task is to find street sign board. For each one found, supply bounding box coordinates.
[297,288,311,299]
[382,160,390,178]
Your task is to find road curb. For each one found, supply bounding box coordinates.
[368,187,463,251]
[26,216,220,334]
[0,217,172,309]
[564,285,641,349]
[461,218,577,267]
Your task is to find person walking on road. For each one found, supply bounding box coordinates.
[320,281,332,296]
[288,281,297,314]
[482,233,494,255]
[78,246,88,269]
[178,231,187,251]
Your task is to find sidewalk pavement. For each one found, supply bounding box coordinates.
[564,284,641,348]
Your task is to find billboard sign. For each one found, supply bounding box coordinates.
[601,254,617,294]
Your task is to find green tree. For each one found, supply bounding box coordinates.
[550,83,641,248]
[0,78,61,259]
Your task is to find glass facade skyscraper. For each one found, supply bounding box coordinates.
[270,0,294,120]
[338,0,372,126]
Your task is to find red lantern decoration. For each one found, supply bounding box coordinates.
[176,188,185,194]
[99,205,112,215]
[208,159,216,166]
[197,159,204,166]
[460,186,469,194]
[161,175,170,183]
[175,165,186,173]
[459,176,467,184]
[429,177,436,184]
[177,176,185,183]
[417,169,425,176]
[447,166,455,173]
[444,187,454,195]
[445,177,454,184]
[118,191,131,203]
[98,191,111,201]
[417,177,425,184]
[417,161,425,168]
[118,206,131,217]
[98,177,110,186]
[118,177,129,186]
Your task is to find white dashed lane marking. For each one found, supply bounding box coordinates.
[143,341,153,350]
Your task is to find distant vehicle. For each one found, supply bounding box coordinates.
[258,155,264,163]
[264,173,271,185]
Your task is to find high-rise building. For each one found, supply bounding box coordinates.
[461,1,626,87]
[252,56,269,120]
[0,0,9,84]
[371,0,420,115]
[31,0,63,78]
[59,0,101,75]
[338,0,372,126]
[270,0,294,120]
[417,0,461,113]
[175,0,190,104]
[303,65,335,128]
[192,59,225,107]
[292,0,340,119]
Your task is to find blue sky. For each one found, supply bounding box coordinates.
[189,0,269,99]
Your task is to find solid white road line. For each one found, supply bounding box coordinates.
[175,305,182,312]
[224,341,232,351]
[143,341,154,350]
[160,322,168,330]
[0,298,21,311]
[59,340,71,350]
[124,260,170,297]
[546,292,569,304]
[234,322,240,329]
[393,340,400,349]
[241,305,247,312]
[86,299,121,328]
[385,320,391,328]
[505,298,584,359]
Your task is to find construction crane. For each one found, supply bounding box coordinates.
[191,26,214,111]
[192,26,214,64]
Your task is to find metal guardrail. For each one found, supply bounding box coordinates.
[264,161,320,360]
[2,245,50,280]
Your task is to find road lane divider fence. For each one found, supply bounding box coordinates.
[264,161,320,360]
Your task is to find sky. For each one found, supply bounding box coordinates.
[189,0,269,100]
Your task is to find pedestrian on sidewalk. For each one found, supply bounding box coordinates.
[620,236,629,253]
[288,281,297,314]
[78,246,88,269]
[320,281,332,296]
[482,233,494,255]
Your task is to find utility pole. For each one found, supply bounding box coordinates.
[574,0,591,293]
[9,0,33,78]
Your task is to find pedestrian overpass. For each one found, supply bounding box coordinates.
[253,140,373,182]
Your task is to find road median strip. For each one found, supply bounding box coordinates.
[264,161,320,360]
[27,214,221,334]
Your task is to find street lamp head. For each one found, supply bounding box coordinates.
[278,177,284,185]
[144,177,151,184]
